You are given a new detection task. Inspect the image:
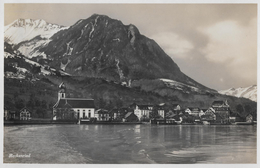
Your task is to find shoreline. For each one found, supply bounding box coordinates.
[3,120,256,126]
[3,120,144,125]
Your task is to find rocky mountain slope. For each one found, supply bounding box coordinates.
[4,14,256,117]
[219,85,257,102]
[36,14,215,93]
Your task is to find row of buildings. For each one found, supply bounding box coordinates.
[4,82,254,124]
[51,82,253,124]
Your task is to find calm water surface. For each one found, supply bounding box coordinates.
[4,124,257,164]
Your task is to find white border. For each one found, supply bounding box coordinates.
[1,1,259,168]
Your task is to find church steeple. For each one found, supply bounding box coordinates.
[58,82,66,100]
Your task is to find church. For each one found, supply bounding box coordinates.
[53,82,95,120]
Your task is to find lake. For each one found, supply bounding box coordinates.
[3,124,257,164]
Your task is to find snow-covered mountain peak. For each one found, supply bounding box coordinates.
[219,85,257,102]
[4,18,67,44]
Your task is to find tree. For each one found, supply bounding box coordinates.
[31,64,41,75]
[98,97,106,109]
[41,100,47,109]
[36,108,45,118]
[244,104,252,114]
[105,100,114,111]
[236,104,244,115]
[115,99,123,108]
[48,102,55,110]
[15,98,24,110]
[35,99,41,107]
[13,92,19,100]
[26,99,35,109]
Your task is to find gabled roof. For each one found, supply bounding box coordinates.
[186,107,200,111]
[125,112,133,118]
[205,107,215,113]
[19,107,32,113]
[212,100,226,106]
[167,113,177,118]
[95,109,108,114]
[54,98,95,109]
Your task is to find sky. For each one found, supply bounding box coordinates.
[3,2,258,91]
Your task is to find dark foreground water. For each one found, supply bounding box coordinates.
[4,124,257,164]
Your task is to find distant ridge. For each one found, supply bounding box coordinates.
[219,85,257,102]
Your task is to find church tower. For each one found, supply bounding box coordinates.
[58,82,66,100]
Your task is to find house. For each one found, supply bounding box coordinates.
[110,108,130,121]
[132,104,153,121]
[165,111,177,119]
[211,100,230,124]
[124,112,138,122]
[53,82,95,120]
[201,107,216,122]
[204,107,215,115]
[109,109,119,120]
[4,108,16,120]
[229,112,242,123]
[185,107,201,117]
[95,109,109,121]
[19,107,32,120]
[165,111,182,123]
[172,104,181,114]
[199,109,206,117]
[156,104,166,118]
[246,114,253,123]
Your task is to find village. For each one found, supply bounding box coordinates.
[4,82,256,125]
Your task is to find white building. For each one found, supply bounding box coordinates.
[53,82,95,120]
[133,104,153,120]
[20,107,31,120]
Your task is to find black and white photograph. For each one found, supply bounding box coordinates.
[2,0,258,166]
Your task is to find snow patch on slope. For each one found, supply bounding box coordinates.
[17,39,51,59]
[160,78,201,93]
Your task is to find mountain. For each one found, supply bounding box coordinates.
[4,18,67,44]
[219,85,257,102]
[4,19,67,59]
[35,14,215,93]
[4,14,257,118]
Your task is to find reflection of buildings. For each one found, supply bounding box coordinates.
[53,82,95,120]
[134,125,141,134]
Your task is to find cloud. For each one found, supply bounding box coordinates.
[199,17,257,84]
[150,32,194,58]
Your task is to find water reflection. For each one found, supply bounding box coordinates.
[4,124,257,164]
